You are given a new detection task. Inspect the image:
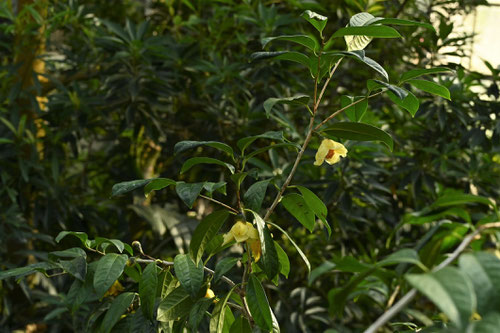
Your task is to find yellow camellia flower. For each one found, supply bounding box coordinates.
[314,139,347,166]
[103,280,124,297]
[222,221,261,262]
[205,288,215,299]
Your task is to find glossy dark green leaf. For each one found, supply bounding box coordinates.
[322,122,393,151]
[243,179,270,212]
[367,79,408,99]
[387,90,420,116]
[332,25,401,39]
[55,231,90,248]
[263,95,310,118]
[342,96,368,122]
[267,221,311,274]
[459,252,500,315]
[408,79,451,100]
[229,316,252,333]
[144,178,176,197]
[431,193,496,210]
[111,179,151,197]
[296,185,331,237]
[0,262,59,281]
[247,274,273,330]
[301,10,328,35]
[50,247,87,259]
[214,257,239,283]
[406,267,476,328]
[175,182,204,208]
[174,254,204,298]
[174,140,234,157]
[94,254,128,298]
[157,286,193,322]
[275,242,290,278]
[189,298,212,331]
[60,256,87,281]
[281,193,315,232]
[139,262,158,320]
[209,286,237,333]
[203,181,227,196]
[250,51,310,68]
[400,67,453,82]
[249,211,279,280]
[378,249,426,271]
[99,292,135,333]
[180,157,235,174]
[190,210,230,264]
[237,131,285,154]
[366,17,435,32]
[331,51,388,81]
[262,35,319,52]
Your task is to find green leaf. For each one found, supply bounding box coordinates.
[214,257,239,283]
[266,221,311,274]
[190,210,230,264]
[174,140,234,157]
[308,261,336,285]
[237,131,285,154]
[407,79,451,100]
[378,249,427,271]
[406,267,476,328]
[139,262,158,320]
[367,79,408,99]
[181,157,235,174]
[229,317,252,333]
[263,95,310,118]
[250,51,310,68]
[175,182,204,208]
[50,247,87,259]
[209,286,238,333]
[262,35,319,52]
[367,17,434,31]
[0,262,59,281]
[157,286,194,322]
[296,185,331,237]
[459,252,500,315]
[144,178,176,197]
[301,10,328,36]
[249,211,279,280]
[189,298,212,331]
[242,143,299,168]
[174,254,204,298]
[247,274,273,330]
[431,193,496,210]
[203,181,227,196]
[243,179,270,212]
[94,254,128,298]
[322,122,393,151]
[281,193,315,232]
[55,231,90,247]
[332,25,401,39]
[99,292,135,333]
[330,51,388,81]
[275,242,290,278]
[387,90,420,116]
[342,12,375,51]
[59,256,87,281]
[400,67,453,82]
[111,179,152,197]
[341,96,368,122]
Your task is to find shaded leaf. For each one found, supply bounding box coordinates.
[281,193,315,232]
[144,178,176,197]
[247,274,273,330]
[301,10,328,35]
[408,79,451,100]
[190,210,230,264]
[112,179,151,197]
[174,140,234,157]
[99,292,135,333]
[174,254,204,298]
[157,286,193,322]
[94,254,128,298]
[250,51,310,68]
[139,262,158,320]
[249,211,279,280]
[181,157,235,174]
[175,182,204,208]
[263,95,310,118]
[214,257,239,283]
[322,122,393,151]
[262,35,319,52]
[296,185,331,237]
[243,179,270,212]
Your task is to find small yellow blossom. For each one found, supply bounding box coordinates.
[103,280,124,297]
[222,221,261,262]
[314,139,347,166]
[205,288,215,299]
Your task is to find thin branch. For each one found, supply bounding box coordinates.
[199,194,239,214]
[314,91,384,132]
[364,222,500,333]
[263,52,342,221]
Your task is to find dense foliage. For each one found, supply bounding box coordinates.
[1,0,499,332]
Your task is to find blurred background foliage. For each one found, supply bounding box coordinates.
[0,0,499,331]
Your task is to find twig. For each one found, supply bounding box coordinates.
[314,91,384,132]
[199,194,239,214]
[364,222,500,333]
[263,53,343,221]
